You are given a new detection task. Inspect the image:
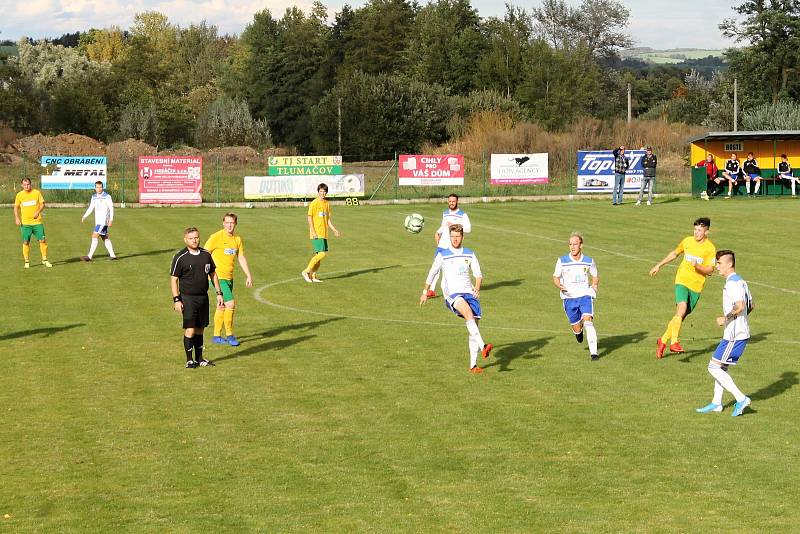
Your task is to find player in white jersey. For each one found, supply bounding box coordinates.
[420,224,493,373]
[80,181,117,261]
[427,194,472,298]
[696,250,753,417]
[552,232,600,360]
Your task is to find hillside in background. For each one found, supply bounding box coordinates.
[621,47,724,64]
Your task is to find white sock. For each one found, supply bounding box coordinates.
[465,319,485,349]
[708,362,745,402]
[746,181,751,193]
[469,337,478,368]
[88,237,99,258]
[584,321,598,355]
[754,181,760,194]
[104,239,116,257]
[712,380,724,405]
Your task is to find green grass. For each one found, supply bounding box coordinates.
[2,198,799,531]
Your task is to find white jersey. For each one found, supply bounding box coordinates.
[436,209,471,248]
[722,273,752,340]
[83,191,114,226]
[553,253,597,300]
[426,246,482,296]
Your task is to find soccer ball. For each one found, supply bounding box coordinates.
[404,213,425,234]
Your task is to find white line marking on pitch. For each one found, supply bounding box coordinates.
[252,267,799,344]
[477,223,800,295]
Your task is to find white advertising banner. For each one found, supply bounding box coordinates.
[244,174,365,199]
[490,153,549,185]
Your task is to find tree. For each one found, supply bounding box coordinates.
[720,0,800,103]
[532,0,632,57]
[477,5,535,98]
[405,0,487,94]
[79,27,128,63]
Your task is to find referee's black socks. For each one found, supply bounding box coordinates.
[183,336,194,362]
[193,334,204,362]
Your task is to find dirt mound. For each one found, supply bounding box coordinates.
[159,146,202,157]
[205,146,261,165]
[107,139,158,165]
[12,133,106,159]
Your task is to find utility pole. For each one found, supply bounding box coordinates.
[337,98,342,156]
[627,83,632,124]
[733,78,738,132]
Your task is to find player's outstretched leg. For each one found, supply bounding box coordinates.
[707,362,749,416]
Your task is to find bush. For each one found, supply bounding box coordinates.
[194,96,271,149]
[741,100,800,130]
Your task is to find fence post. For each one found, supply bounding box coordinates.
[120,158,126,207]
[482,151,487,197]
[216,157,221,207]
[394,151,398,202]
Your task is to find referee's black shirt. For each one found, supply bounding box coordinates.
[170,247,216,295]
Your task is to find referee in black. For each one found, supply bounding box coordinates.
[170,227,225,368]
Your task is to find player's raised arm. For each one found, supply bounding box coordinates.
[650,250,678,276]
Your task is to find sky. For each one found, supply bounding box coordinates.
[0,0,740,50]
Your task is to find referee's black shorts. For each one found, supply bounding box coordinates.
[181,293,210,329]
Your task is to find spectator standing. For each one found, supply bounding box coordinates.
[611,145,630,205]
[637,146,657,206]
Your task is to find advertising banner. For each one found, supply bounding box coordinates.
[244,174,365,199]
[138,156,203,204]
[398,154,464,186]
[268,156,343,176]
[576,150,644,193]
[490,153,549,185]
[40,156,106,189]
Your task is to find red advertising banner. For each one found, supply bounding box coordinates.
[398,154,464,186]
[138,156,203,204]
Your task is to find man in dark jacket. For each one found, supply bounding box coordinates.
[611,145,630,205]
[637,146,657,205]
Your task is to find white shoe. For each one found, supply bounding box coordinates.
[301,271,312,283]
[635,201,641,205]
[311,277,323,283]
[646,201,652,206]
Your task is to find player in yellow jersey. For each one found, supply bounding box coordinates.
[301,183,341,283]
[13,178,52,268]
[649,217,716,358]
[204,213,253,346]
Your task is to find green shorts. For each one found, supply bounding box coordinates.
[210,279,235,302]
[675,284,701,315]
[21,224,45,242]
[311,238,329,253]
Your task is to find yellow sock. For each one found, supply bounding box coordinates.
[305,251,327,273]
[669,316,683,344]
[22,243,30,262]
[224,308,235,336]
[39,241,48,260]
[213,309,224,336]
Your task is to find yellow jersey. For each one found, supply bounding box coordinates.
[204,229,244,281]
[308,197,331,239]
[674,236,716,292]
[15,189,45,225]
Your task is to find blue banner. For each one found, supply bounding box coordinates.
[577,150,645,193]
[40,155,107,190]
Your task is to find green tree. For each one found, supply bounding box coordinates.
[406,0,487,94]
[477,5,535,98]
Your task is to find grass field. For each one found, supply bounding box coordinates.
[2,198,799,531]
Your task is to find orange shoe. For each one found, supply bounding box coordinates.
[656,339,667,359]
[426,289,436,298]
[481,343,493,359]
[669,342,685,353]
[469,366,484,374]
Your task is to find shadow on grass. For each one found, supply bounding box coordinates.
[323,265,401,281]
[750,371,799,402]
[481,278,525,292]
[657,198,681,205]
[484,336,554,372]
[213,334,317,364]
[677,332,771,363]
[598,331,648,359]
[237,318,344,343]
[53,248,176,265]
[0,323,84,341]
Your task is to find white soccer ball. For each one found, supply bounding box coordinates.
[404,213,425,234]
